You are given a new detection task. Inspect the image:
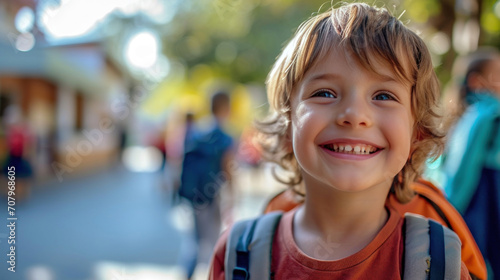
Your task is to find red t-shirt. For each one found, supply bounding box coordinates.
[209,206,471,279]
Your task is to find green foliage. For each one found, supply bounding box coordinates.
[404,0,441,23]
[163,0,329,84]
[482,12,500,32]
[481,0,500,34]
[161,0,500,91]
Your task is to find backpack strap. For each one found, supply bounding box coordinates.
[404,213,462,280]
[225,211,283,280]
[429,219,445,279]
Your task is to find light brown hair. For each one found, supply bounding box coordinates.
[256,3,445,203]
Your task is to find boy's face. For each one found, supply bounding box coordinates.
[289,48,414,194]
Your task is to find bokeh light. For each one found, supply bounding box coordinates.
[125,31,160,69]
[15,32,35,52]
[122,146,163,172]
[15,6,35,33]
[495,1,500,19]
[429,32,451,55]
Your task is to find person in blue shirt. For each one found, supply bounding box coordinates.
[440,49,500,279]
[179,91,235,280]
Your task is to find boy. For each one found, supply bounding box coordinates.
[209,3,471,279]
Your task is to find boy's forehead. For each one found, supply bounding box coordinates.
[304,47,413,87]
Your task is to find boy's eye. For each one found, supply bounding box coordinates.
[373,92,396,101]
[312,90,336,98]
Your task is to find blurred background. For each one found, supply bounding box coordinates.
[0,0,498,279]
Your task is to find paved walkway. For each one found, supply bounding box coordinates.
[0,164,283,280]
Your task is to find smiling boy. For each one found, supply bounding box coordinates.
[289,45,415,262]
[209,3,471,279]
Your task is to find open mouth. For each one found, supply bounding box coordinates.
[321,143,382,155]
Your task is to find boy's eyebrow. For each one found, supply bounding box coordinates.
[374,73,400,84]
[306,72,400,84]
[305,73,340,82]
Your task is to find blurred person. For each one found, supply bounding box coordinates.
[2,104,34,200]
[439,48,500,279]
[236,126,262,168]
[178,91,235,280]
[168,112,197,200]
[152,126,168,171]
[116,122,128,164]
[183,112,197,149]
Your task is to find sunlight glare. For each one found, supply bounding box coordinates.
[125,31,160,69]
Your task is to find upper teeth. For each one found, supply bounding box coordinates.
[325,144,377,155]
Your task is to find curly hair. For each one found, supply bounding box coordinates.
[256,3,445,203]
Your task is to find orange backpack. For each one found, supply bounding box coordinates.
[263,179,487,280]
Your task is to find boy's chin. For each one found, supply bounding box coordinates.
[324,177,393,193]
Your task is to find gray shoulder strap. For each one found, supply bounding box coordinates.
[224,211,283,280]
[404,213,462,280]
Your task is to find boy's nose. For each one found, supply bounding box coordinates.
[335,97,373,128]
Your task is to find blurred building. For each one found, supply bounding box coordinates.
[0,0,133,181]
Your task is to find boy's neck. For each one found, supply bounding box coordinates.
[293,182,390,261]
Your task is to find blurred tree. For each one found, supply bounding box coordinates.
[160,0,500,95]
[162,0,330,84]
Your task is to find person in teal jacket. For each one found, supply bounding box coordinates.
[439,49,500,279]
